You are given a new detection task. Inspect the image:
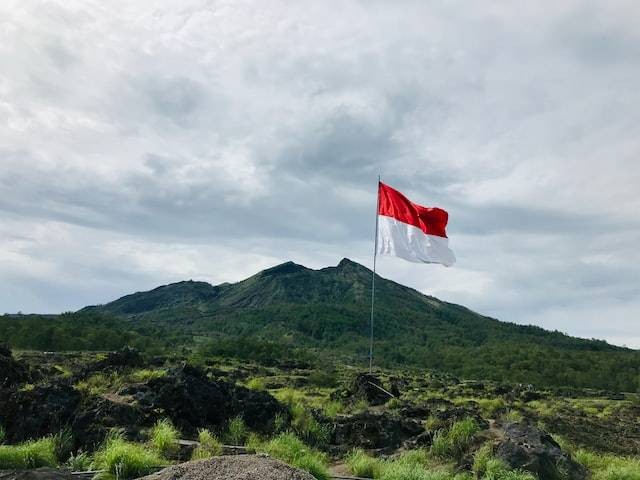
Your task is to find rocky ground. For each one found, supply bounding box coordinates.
[1,347,639,479]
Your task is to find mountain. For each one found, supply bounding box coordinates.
[78,258,640,392]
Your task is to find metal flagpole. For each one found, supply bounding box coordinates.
[369,174,381,374]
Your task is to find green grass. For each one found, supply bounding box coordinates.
[473,444,537,480]
[67,451,93,471]
[274,388,331,446]
[256,432,330,480]
[247,377,267,391]
[149,419,179,458]
[346,449,382,478]
[226,416,248,445]
[431,418,479,460]
[75,372,123,396]
[128,369,167,383]
[501,409,524,423]
[0,437,58,469]
[92,433,167,480]
[191,429,222,460]
[0,425,5,444]
[574,448,640,480]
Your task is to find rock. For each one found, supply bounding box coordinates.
[118,364,286,435]
[0,384,81,443]
[0,347,29,389]
[331,411,424,452]
[0,468,74,480]
[334,373,394,406]
[495,423,587,480]
[138,455,316,480]
[104,347,143,368]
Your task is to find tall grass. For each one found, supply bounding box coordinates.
[275,388,331,446]
[574,448,640,480]
[191,429,222,460]
[346,449,382,478]
[149,419,179,458]
[0,425,5,444]
[431,418,479,460]
[257,432,330,480]
[0,437,58,469]
[226,416,248,445]
[92,433,166,480]
[67,451,93,471]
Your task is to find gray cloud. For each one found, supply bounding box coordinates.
[0,0,639,346]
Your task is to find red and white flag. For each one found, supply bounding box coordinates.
[377,182,455,267]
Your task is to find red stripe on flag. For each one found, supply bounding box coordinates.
[378,182,449,238]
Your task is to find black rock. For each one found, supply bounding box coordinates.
[0,348,29,388]
[495,423,587,480]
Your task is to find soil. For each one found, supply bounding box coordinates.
[138,455,316,480]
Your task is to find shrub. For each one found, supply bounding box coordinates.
[431,418,479,460]
[92,433,166,480]
[502,409,524,423]
[0,437,58,469]
[346,449,381,478]
[477,398,507,418]
[322,400,344,418]
[258,432,329,480]
[226,416,248,445]
[191,429,222,460]
[307,370,338,388]
[149,419,179,458]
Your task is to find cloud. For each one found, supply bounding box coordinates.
[0,0,639,346]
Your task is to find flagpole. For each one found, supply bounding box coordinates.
[369,174,381,374]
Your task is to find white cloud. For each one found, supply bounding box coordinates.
[0,0,639,347]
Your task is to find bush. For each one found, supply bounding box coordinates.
[346,449,381,478]
[226,416,248,445]
[0,437,58,469]
[149,419,179,458]
[258,432,329,480]
[191,429,222,460]
[92,433,166,480]
[431,418,479,460]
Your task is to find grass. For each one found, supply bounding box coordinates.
[431,418,479,460]
[0,425,5,444]
[149,419,179,458]
[346,449,382,478]
[247,377,267,391]
[472,444,538,480]
[92,433,167,480]
[226,416,248,445]
[574,448,640,480]
[274,388,331,446]
[0,437,58,469]
[501,409,524,423]
[191,429,223,460]
[75,372,123,396]
[67,451,93,471]
[256,432,330,480]
[128,369,167,383]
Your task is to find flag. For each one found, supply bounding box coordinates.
[377,181,455,267]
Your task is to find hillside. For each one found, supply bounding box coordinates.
[74,258,640,392]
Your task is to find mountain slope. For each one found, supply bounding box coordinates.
[81,258,639,391]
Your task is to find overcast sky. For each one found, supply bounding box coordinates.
[1,1,639,347]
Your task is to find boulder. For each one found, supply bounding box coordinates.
[331,411,424,452]
[0,347,29,389]
[118,364,286,435]
[138,455,315,480]
[333,373,394,406]
[495,423,587,480]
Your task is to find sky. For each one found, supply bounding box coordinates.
[1,1,639,347]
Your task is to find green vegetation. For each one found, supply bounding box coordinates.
[255,432,329,480]
[574,449,640,480]
[225,416,248,446]
[346,449,382,478]
[4,259,640,392]
[274,388,331,447]
[431,418,479,460]
[149,419,179,458]
[67,451,93,471]
[0,437,57,469]
[92,433,167,480]
[0,425,5,444]
[191,429,222,460]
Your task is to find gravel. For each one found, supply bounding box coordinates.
[137,455,316,480]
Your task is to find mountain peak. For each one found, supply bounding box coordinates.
[336,258,370,272]
[258,261,309,277]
